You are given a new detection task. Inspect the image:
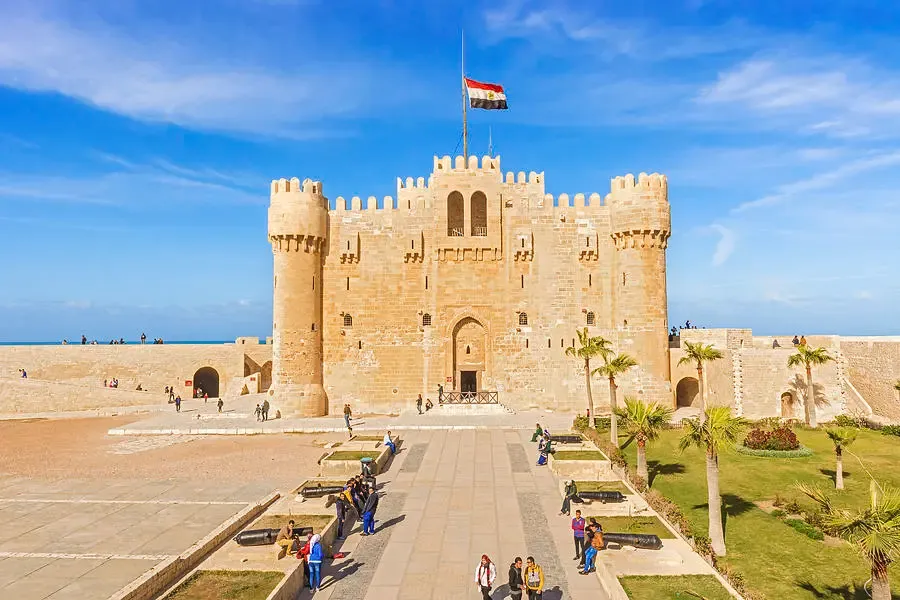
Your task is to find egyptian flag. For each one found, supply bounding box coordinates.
[465,78,508,110]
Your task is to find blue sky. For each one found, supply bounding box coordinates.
[1,0,898,341]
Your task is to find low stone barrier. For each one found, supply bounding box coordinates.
[319,440,396,478]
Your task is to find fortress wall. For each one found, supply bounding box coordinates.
[0,344,248,409]
[839,338,900,419]
[0,377,158,413]
[670,348,736,410]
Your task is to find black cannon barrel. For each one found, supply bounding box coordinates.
[234,526,314,546]
[577,491,626,503]
[299,485,345,499]
[550,435,584,444]
[603,532,663,550]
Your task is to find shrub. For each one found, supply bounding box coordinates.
[770,509,785,518]
[783,500,803,515]
[572,415,590,430]
[743,428,772,450]
[881,425,900,438]
[833,414,861,428]
[742,425,800,451]
[785,518,824,541]
[592,415,623,430]
[772,493,785,508]
[734,445,813,458]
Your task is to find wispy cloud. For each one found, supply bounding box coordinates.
[708,224,736,266]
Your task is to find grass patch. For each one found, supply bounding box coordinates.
[784,518,825,541]
[619,575,733,600]
[587,515,674,538]
[574,480,630,494]
[249,514,333,532]
[734,444,814,458]
[324,450,381,461]
[350,435,385,442]
[165,570,283,600]
[552,450,606,461]
[623,426,900,599]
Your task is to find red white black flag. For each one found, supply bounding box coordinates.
[465,78,508,110]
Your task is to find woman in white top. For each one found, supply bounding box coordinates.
[474,554,497,600]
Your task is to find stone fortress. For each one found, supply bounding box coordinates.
[0,155,898,423]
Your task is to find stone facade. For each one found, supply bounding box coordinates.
[268,155,673,416]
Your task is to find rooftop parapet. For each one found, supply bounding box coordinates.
[433,154,501,173]
[610,172,668,196]
[268,177,328,240]
[333,196,396,211]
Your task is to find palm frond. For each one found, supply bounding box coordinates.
[826,427,857,449]
[677,342,723,368]
[678,406,745,454]
[787,345,833,370]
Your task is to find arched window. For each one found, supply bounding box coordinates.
[518,312,528,326]
[586,311,595,326]
[422,313,432,326]
[343,314,353,328]
[447,191,464,236]
[471,191,487,236]
[466,345,471,355]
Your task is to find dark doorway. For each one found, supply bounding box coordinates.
[193,367,220,398]
[461,371,477,394]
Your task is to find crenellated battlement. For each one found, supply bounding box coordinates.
[333,196,397,211]
[610,172,668,194]
[433,154,501,173]
[270,177,325,197]
[397,176,431,190]
[540,192,606,209]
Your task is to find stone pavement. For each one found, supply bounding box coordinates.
[0,477,273,600]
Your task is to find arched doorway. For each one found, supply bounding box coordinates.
[260,361,272,392]
[676,377,700,407]
[193,367,220,398]
[453,317,486,396]
[781,392,795,418]
[470,191,487,236]
[447,191,464,236]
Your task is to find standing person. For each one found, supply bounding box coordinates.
[508,557,525,600]
[572,510,586,561]
[81,335,87,345]
[307,534,323,592]
[560,480,578,516]
[217,398,224,413]
[175,395,181,412]
[255,404,262,421]
[203,392,209,403]
[262,399,270,421]
[524,556,544,599]
[334,494,347,540]
[473,555,497,600]
[165,385,170,396]
[531,423,543,442]
[343,403,352,429]
[580,523,602,575]
[169,387,175,402]
[416,394,423,415]
[361,482,379,535]
[383,431,396,455]
[140,332,146,344]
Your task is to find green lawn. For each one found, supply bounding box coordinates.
[250,513,333,532]
[324,450,381,461]
[552,450,606,461]
[622,427,900,599]
[619,575,733,600]
[574,480,630,494]
[165,570,283,600]
[350,435,385,442]
[586,515,674,538]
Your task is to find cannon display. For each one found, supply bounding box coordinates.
[234,526,314,546]
[602,532,663,550]
[577,491,626,503]
[299,485,344,499]
[549,434,584,444]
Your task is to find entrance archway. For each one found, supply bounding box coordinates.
[193,367,220,398]
[676,377,700,408]
[781,392,795,418]
[453,317,486,394]
[260,361,272,392]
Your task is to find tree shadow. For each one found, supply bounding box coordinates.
[542,586,564,600]
[797,579,870,599]
[692,494,754,540]
[820,468,851,486]
[789,374,830,410]
[648,460,686,487]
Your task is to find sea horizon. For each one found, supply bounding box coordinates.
[0,340,242,346]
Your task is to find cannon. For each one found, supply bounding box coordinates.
[577,491,626,503]
[550,434,584,444]
[299,485,345,499]
[234,526,314,547]
[602,532,663,550]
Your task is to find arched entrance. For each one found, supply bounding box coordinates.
[260,361,272,392]
[676,377,700,407]
[781,392,795,418]
[453,317,486,396]
[193,367,219,398]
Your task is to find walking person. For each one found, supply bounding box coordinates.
[361,482,379,535]
[343,403,352,429]
[524,556,544,599]
[416,394,423,415]
[255,404,262,421]
[560,480,578,515]
[307,534,323,592]
[508,556,525,600]
[572,509,586,561]
[473,554,497,600]
[217,398,224,413]
[175,395,181,412]
[262,399,270,422]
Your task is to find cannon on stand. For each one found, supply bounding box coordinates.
[549,434,585,444]
[602,532,663,550]
[576,490,626,503]
[234,526,314,547]
[298,484,345,500]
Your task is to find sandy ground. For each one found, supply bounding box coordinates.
[0,417,344,489]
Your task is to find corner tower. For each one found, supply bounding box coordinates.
[608,173,672,402]
[268,177,328,417]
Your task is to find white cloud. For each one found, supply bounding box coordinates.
[708,224,736,266]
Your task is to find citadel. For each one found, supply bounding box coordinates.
[1,156,898,422]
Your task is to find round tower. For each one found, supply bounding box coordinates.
[608,172,672,403]
[268,177,328,417]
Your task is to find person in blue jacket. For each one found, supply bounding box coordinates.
[308,534,323,591]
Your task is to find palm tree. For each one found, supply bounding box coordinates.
[593,353,638,447]
[895,380,900,394]
[565,329,611,423]
[787,345,833,428]
[677,342,724,423]
[679,406,747,556]
[799,480,900,600]
[825,428,857,490]
[616,396,673,483]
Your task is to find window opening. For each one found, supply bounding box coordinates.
[343,314,353,327]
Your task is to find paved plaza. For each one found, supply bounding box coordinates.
[0,478,273,600]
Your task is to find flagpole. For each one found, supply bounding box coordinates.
[461,30,468,161]
[488,126,493,156]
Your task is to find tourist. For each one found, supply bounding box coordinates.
[772,339,781,348]
[335,494,347,540]
[204,392,209,403]
[62,339,68,345]
[165,385,170,396]
[580,522,603,575]
[537,433,552,466]
[361,482,379,535]
[342,480,361,518]
[425,397,433,411]
[416,393,423,414]
[275,520,295,559]
[81,335,87,345]
[343,403,352,429]
[19,368,27,379]
[141,332,146,344]
[572,509,586,561]
[217,398,224,413]
[308,533,323,591]
[792,335,800,346]
[508,556,525,600]
[560,480,578,515]
[473,554,497,600]
[800,335,807,346]
[169,387,175,401]
[383,431,396,455]
[255,404,262,421]
[298,532,313,586]
[175,396,181,412]
[262,399,270,421]
[531,423,543,442]
[524,556,544,599]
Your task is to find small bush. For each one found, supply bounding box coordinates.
[881,425,900,438]
[592,415,623,430]
[785,518,824,541]
[772,493,785,508]
[572,415,590,430]
[770,509,785,518]
[784,500,803,515]
[803,510,825,529]
[833,414,861,428]
[743,428,771,449]
[742,424,800,451]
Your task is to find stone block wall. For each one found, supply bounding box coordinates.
[840,337,900,419]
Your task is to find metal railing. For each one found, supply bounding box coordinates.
[472,226,488,237]
[439,391,499,404]
[448,227,464,237]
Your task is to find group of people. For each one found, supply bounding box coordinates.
[415,393,434,414]
[560,481,605,575]
[104,378,119,388]
[475,555,546,599]
[532,424,554,466]
[275,520,325,592]
[336,475,380,537]
[254,400,271,421]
